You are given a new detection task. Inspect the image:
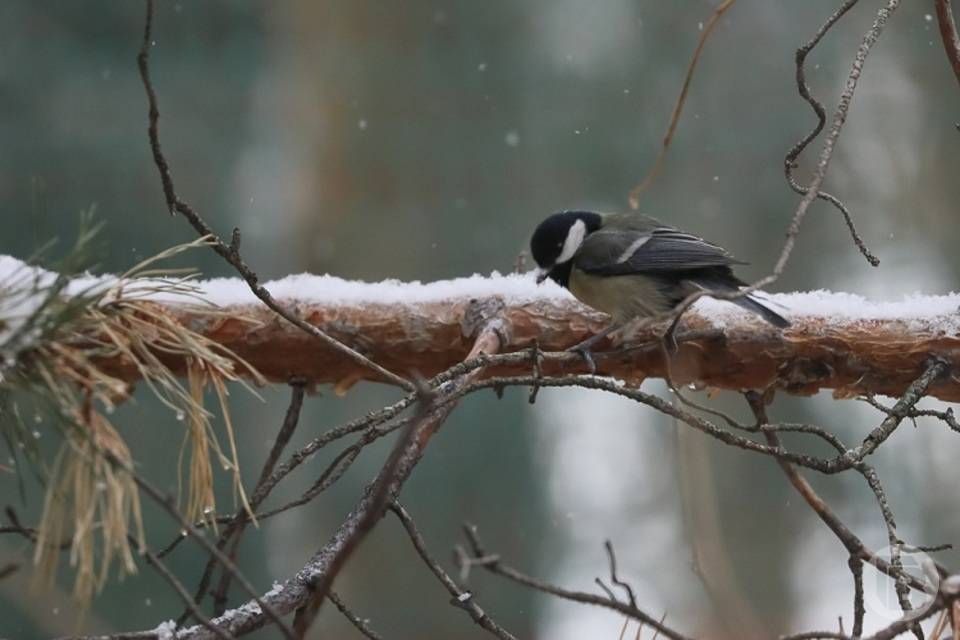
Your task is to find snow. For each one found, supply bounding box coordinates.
[153,620,177,640]
[697,289,960,334]
[0,255,116,353]
[182,270,563,306]
[3,255,960,335]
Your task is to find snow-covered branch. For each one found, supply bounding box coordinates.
[5,255,960,401]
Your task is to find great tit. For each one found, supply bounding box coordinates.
[530,210,789,364]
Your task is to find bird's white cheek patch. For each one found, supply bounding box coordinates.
[556,219,586,264]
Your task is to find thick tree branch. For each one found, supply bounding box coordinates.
[73,290,960,401]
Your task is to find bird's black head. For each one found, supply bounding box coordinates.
[530,211,602,288]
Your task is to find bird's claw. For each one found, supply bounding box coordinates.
[663,328,679,354]
[567,343,598,374]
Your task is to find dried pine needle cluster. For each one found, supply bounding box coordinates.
[1,237,265,604]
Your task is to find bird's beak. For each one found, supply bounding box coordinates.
[535,268,549,284]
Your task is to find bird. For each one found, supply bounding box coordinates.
[529,210,789,368]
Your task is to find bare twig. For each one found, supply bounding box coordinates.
[769,0,900,282]
[118,457,297,640]
[255,415,418,524]
[204,381,307,618]
[448,369,938,477]
[291,383,436,637]
[744,392,943,598]
[390,502,517,640]
[603,540,637,609]
[936,0,960,87]
[784,0,880,268]
[57,359,958,640]
[138,542,235,640]
[0,562,19,581]
[848,555,865,638]
[3,506,232,639]
[844,358,948,461]
[136,0,411,391]
[628,0,736,207]
[291,307,509,638]
[459,523,693,640]
[233,392,420,525]
[327,591,383,640]
[660,0,902,335]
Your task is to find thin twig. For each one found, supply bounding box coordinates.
[118,456,297,640]
[58,359,958,640]
[936,0,960,88]
[205,381,307,618]
[291,383,436,637]
[744,392,943,597]
[0,562,17,581]
[784,0,879,268]
[328,591,383,640]
[446,370,938,477]
[136,0,411,391]
[138,542,235,640]
[255,414,418,524]
[770,0,900,281]
[390,502,517,640]
[848,555,865,638]
[628,0,736,207]
[2,506,232,639]
[844,358,948,461]
[291,309,509,638]
[459,523,692,640]
[604,540,637,608]
[658,0,902,333]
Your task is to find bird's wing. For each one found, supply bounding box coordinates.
[574,226,745,275]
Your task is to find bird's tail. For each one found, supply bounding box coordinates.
[731,294,790,328]
[688,275,790,328]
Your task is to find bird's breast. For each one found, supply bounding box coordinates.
[567,269,671,323]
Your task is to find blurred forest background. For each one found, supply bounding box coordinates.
[2,1,960,638]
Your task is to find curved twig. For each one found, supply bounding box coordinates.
[658,0,902,334]
[390,502,517,640]
[936,0,960,87]
[460,523,693,640]
[628,0,736,208]
[136,0,412,391]
[784,0,880,268]
[327,591,383,640]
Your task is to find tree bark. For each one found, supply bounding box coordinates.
[91,294,960,401]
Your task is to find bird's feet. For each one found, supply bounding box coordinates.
[566,325,619,374]
[566,341,598,374]
[661,324,680,354]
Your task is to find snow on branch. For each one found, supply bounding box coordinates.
[4,255,960,401]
